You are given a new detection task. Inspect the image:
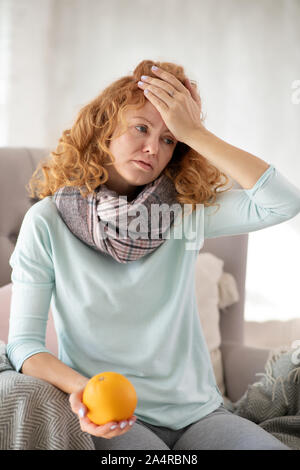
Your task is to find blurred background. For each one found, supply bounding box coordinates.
[0,0,299,348]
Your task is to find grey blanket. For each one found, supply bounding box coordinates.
[0,341,95,450]
[223,346,300,450]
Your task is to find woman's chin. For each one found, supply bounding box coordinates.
[123,170,156,186]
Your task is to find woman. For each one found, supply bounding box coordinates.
[7,60,300,450]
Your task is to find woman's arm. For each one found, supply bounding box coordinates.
[185,128,270,190]
[6,200,89,395]
[203,164,300,239]
[185,129,300,238]
[21,352,89,394]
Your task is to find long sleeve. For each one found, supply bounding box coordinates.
[204,164,300,239]
[6,203,55,372]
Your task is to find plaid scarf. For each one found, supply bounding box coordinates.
[53,174,180,263]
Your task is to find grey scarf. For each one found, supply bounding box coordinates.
[53,174,181,263]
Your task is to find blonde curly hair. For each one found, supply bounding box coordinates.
[27,59,233,214]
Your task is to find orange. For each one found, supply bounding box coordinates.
[82,371,138,426]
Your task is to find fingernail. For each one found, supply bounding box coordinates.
[120,420,127,429]
[152,66,158,71]
[110,424,118,430]
[78,407,86,418]
[129,419,135,426]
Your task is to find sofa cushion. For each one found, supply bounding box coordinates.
[195,252,239,396]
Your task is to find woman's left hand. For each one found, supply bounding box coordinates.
[137,66,205,143]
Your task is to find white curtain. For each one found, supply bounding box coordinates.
[1,0,299,322]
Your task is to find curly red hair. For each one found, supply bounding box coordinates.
[27,59,233,213]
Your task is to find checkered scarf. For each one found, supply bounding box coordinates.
[53,174,180,263]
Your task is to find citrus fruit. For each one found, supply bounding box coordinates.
[82,371,138,426]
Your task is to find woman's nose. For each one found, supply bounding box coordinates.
[143,135,159,155]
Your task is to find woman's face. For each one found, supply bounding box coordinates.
[103,101,178,199]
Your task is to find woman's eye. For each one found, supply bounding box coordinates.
[135,125,147,133]
[165,138,175,145]
[135,126,174,145]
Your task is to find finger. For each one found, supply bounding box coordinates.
[80,418,131,438]
[101,417,137,438]
[143,88,169,112]
[69,390,88,417]
[184,78,201,104]
[183,78,196,99]
[80,416,137,438]
[139,76,176,98]
[69,391,80,412]
[80,415,112,434]
[183,77,192,92]
[151,66,189,95]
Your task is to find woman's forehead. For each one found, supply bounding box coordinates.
[128,101,160,121]
[126,103,172,134]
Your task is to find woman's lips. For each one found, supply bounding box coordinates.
[132,160,153,171]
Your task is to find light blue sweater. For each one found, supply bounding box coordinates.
[6,164,300,429]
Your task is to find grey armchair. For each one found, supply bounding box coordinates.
[0,147,271,403]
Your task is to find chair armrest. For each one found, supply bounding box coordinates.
[220,341,271,402]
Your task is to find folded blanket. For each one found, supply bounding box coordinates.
[0,341,95,450]
[224,346,300,450]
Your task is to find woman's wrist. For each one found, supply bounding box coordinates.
[184,126,215,155]
[73,374,90,393]
[183,126,270,189]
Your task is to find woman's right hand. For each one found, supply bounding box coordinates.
[69,387,137,439]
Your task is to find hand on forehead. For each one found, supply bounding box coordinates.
[127,101,176,139]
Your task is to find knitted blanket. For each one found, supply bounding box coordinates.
[0,341,95,450]
[223,345,300,451]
